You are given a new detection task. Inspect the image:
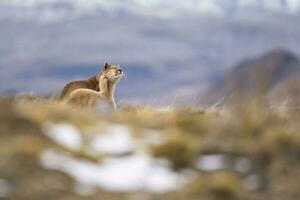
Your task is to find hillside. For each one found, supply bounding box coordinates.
[201,49,300,105]
[1,94,300,200]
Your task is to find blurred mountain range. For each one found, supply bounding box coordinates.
[1,0,300,20]
[202,49,300,105]
[0,1,300,105]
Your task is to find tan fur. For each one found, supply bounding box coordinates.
[66,63,122,110]
[59,75,100,100]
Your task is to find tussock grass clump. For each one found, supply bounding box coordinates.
[185,171,243,200]
[169,109,209,135]
[150,128,199,170]
[116,104,171,129]
[263,127,300,160]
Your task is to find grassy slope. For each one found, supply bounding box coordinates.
[0,94,300,200]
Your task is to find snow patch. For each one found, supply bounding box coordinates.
[43,123,82,151]
[89,124,137,154]
[40,149,187,193]
[196,154,226,171]
[0,0,299,21]
[196,154,252,173]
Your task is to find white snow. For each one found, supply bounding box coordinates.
[89,124,137,154]
[238,0,261,8]
[263,0,286,11]
[287,0,300,11]
[40,122,253,193]
[197,154,252,173]
[196,154,226,171]
[195,0,224,15]
[40,122,185,193]
[40,149,186,193]
[0,0,299,21]
[43,123,82,151]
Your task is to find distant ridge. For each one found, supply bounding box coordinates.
[201,48,300,104]
[0,0,300,20]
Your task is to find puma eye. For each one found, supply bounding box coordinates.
[118,69,123,73]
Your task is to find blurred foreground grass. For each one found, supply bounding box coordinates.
[0,93,300,200]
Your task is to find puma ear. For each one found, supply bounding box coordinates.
[103,61,109,71]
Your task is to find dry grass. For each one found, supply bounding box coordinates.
[16,99,102,130]
[186,171,244,200]
[0,94,300,200]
